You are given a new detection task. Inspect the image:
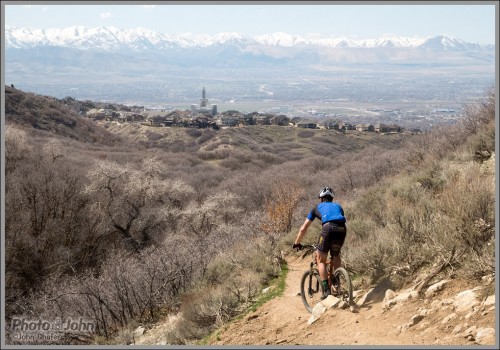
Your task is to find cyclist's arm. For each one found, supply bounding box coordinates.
[294,218,313,245]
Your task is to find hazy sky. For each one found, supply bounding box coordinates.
[3,2,497,44]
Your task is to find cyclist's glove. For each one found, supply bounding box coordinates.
[292,243,302,251]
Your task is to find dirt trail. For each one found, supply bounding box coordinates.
[134,253,495,346]
[206,255,495,346]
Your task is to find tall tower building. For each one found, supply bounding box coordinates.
[200,86,208,107]
[192,86,217,117]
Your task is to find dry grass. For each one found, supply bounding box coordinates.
[4,86,495,344]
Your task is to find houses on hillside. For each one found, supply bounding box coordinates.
[374,123,402,133]
[83,87,404,133]
[85,107,404,133]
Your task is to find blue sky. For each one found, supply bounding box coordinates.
[3,2,497,44]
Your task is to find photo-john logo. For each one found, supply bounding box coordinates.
[10,317,95,333]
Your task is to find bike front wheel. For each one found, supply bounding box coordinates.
[333,267,353,306]
[300,270,324,313]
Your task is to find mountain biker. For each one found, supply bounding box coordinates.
[293,187,347,300]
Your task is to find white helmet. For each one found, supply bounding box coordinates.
[318,187,334,199]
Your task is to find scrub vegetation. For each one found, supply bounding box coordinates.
[4,86,495,344]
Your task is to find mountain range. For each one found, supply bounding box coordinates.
[6,25,495,74]
[5,25,494,51]
[4,26,495,104]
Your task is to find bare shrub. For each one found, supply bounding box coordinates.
[83,157,194,251]
[178,191,247,278]
[411,160,447,192]
[219,157,244,170]
[167,233,281,344]
[185,165,226,204]
[404,131,438,164]
[5,142,106,317]
[351,185,388,227]
[202,253,264,306]
[297,130,315,138]
[146,131,164,142]
[254,152,284,166]
[343,228,404,283]
[461,89,495,135]
[223,172,271,211]
[260,180,306,244]
[5,124,32,173]
[185,128,202,138]
[466,124,496,158]
[434,162,495,270]
[337,164,357,192]
[197,129,217,144]
[255,179,306,267]
[27,241,198,342]
[197,151,220,161]
[164,140,199,153]
[169,286,239,343]
[183,190,243,229]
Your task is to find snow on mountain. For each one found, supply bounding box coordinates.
[253,32,308,47]
[6,26,195,50]
[419,34,485,51]
[5,25,493,51]
[208,32,255,46]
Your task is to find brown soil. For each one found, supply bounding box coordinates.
[204,255,495,346]
[134,253,495,346]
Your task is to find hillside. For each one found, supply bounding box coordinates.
[3,87,496,347]
[130,117,496,346]
[5,86,123,146]
[206,153,497,346]
[103,120,407,156]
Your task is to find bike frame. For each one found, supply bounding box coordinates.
[309,250,334,288]
[300,243,353,312]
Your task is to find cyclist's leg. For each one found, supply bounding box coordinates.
[316,250,329,281]
[329,225,346,270]
[316,227,332,297]
[316,234,329,281]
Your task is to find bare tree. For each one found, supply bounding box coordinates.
[5,125,32,174]
[83,157,194,252]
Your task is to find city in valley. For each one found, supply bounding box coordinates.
[6,28,495,132]
[72,79,488,134]
[12,65,493,132]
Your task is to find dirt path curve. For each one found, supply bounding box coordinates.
[209,255,477,346]
[135,253,493,346]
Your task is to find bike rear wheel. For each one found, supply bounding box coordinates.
[332,267,353,306]
[300,270,324,313]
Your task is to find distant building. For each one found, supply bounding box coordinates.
[191,87,217,116]
[374,123,401,133]
[297,122,318,129]
[356,123,374,132]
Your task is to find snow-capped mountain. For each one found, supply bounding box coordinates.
[5,25,493,51]
[253,32,309,47]
[5,24,494,103]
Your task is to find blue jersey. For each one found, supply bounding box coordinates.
[307,202,346,224]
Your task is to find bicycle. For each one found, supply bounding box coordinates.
[297,244,353,313]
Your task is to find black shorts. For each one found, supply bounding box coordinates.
[317,222,346,256]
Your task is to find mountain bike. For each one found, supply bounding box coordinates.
[298,244,353,313]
